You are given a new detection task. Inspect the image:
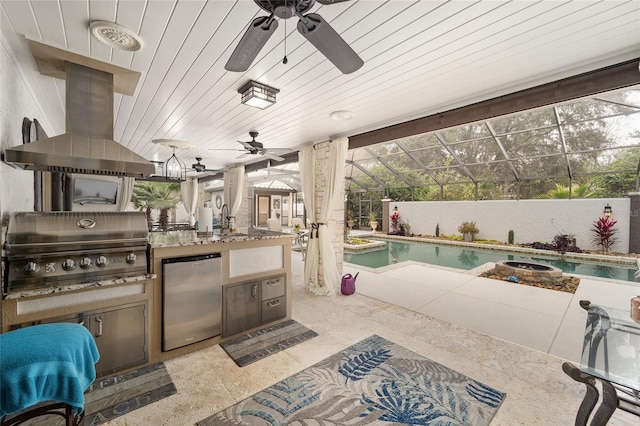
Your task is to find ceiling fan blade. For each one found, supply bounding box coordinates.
[263,152,285,162]
[225,16,278,72]
[265,147,294,153]
[297,13,363,74]
[238,140,255,150]
[236,152,251,159]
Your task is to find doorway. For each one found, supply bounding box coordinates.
[257,196,269,227]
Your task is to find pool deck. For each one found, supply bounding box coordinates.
[339,258,638,367]
[342,229,640,362]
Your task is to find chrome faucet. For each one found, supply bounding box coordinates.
[221,203,230,231]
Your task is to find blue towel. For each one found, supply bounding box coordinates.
[0,323,100,417]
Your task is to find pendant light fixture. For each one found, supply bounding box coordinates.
[164,147,186,182]
[152,139,192,182]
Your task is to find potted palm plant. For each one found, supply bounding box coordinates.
[458,221,479,242]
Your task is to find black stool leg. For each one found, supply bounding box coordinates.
[590,380,618,426]
[562,362,600,426]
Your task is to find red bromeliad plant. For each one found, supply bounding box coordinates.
[592,216,618,252]
[390,211,401,232]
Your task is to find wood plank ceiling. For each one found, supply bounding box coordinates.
[1,0,639,176]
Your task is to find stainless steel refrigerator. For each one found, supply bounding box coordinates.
[162,253,222,351]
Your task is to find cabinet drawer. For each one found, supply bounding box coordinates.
[261,276,285,300]
[261,297,286,324]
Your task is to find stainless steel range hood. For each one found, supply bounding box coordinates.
[4,40,155,178]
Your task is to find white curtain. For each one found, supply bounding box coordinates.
[299,146,318,292]
[180,177,198,226]
[224,165,245,217]
[117,177,135,211]
[299,139,347,296]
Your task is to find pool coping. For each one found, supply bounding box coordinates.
[344,258,640,288]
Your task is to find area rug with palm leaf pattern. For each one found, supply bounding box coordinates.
[197,335,506,425]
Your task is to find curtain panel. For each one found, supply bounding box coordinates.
[117,177,135,212]
[180,177,198,226]
[299,147,318,292]
[298,139,347,296]
[224,165,245,217]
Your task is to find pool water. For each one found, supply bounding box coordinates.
[343,239,638,282]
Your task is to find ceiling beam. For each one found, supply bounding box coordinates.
[348,59,640,149]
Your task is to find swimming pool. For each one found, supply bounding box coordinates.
[343,239,639,282]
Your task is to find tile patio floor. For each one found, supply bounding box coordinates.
[109,252,639,425]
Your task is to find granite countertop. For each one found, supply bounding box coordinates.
[149,228,296,248]
[3,274,155,300]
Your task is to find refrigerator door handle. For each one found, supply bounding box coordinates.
[95,316,103,337]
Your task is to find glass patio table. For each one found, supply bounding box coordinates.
[563,302,640,425]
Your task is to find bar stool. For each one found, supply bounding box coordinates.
[0,323,100,426]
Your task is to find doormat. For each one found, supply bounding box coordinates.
[220,319,318,367]
[199,335,506,426]
[83,362,177,425]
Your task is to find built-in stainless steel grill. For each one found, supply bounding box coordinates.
[4,212,149,293]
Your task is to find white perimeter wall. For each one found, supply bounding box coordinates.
[395,198,630,253]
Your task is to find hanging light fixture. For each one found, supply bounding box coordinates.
[238,80,279,109]
[164,147,186,182]
[151,139,191,182]
[603,204,612,218]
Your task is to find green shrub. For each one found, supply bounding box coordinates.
[508,229,514,244]
[458,221,479,235]
[435,223,440,237]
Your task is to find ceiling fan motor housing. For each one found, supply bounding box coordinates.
[255,0,315,18]
[192,157,206,171]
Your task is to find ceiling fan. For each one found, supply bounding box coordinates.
[225,0,363,74]
[191,157,221,173]
[210,131,293,162]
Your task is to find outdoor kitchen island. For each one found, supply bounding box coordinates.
[1,225,295,378]
[148,228,295,364]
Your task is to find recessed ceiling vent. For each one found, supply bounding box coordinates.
[4,40,155,178]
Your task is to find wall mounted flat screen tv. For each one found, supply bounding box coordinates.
[73,177,118,205]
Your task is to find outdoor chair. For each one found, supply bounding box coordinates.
[266,218,283,232]
[291,218,306,231]
[1,323,100,426]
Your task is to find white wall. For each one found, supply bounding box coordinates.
[0,36,47,224]
[395,198,630,253]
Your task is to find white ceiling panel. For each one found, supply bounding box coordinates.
[0,0,638,173]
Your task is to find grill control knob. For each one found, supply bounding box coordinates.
[126,253,137,264]
[62,259,76,271]
[79,257,93,269]
[24,262,40,275]
[96,256,109,267]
